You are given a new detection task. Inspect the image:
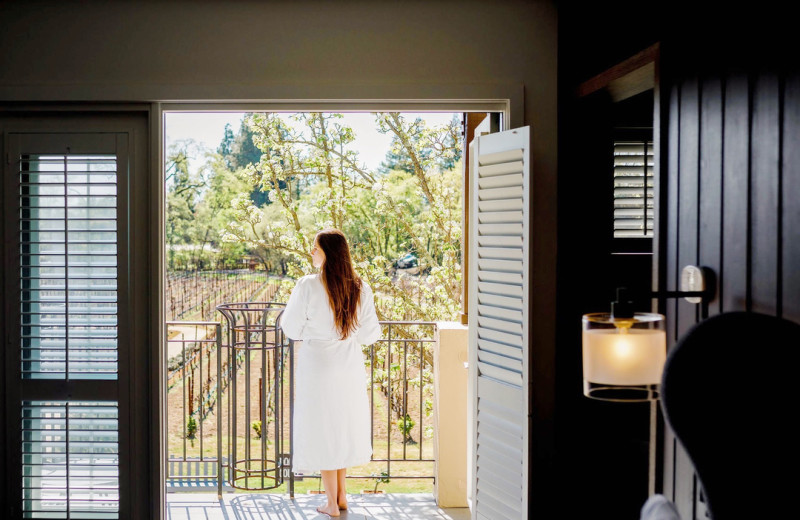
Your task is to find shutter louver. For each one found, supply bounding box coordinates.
[614,141,654,238]
[20,154,119,379]
[469,128,529,520]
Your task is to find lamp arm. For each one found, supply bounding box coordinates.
[648,290,709,300]
[621,266,717,306]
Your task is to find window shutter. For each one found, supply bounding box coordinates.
[20,153,119,379]
[8,131,128,519]
[614,141,654,237]
[468,127,529,520]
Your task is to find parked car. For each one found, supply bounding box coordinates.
[396,253,418,269]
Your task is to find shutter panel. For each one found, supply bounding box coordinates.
[614,141,654,237]
[7,130,130,519]
[469,127,529,520]
[19,152,119,379]
[22,402,119,517]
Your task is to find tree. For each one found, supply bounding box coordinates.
[166,139,207,269]
[223,112,463,323]
[218,119,272,207]
[379,114,462,173]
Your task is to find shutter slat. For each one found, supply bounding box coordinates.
[478,160,524,177]
[615,219,649,229]
[477,246,523,260]
[477,304,522,323]
[615,208,655,217]
[477,235,523,247]
[478,186,522,201]
[477,148,523,165]
[477,173,523,189]
[477,293,522,311]
[477,281,522,298]
[478,222,523,235]
[478,198,524,212]
[614,143,654,154]
[478,259,522,272]
[477,211,523,223]
[477,270,522,284]
[614,165,654,174]
[477,338,523,359]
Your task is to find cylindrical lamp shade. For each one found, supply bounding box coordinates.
[582,312,666,401]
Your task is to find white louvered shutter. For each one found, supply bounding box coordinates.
[468,127,529,520]
[613,141,654,237]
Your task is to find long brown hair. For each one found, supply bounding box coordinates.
[315,229,362,339]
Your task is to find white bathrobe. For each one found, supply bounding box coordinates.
[280,274,381,473]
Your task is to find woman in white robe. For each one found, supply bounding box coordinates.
[280,229,381,517]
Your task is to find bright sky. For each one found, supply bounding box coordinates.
[165,112,460,173]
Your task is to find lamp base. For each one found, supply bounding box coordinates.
[583,381,660,402]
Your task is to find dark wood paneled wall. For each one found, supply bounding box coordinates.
[660,60,800,518]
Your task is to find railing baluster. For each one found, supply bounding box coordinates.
[387,323,392,479]
[403,337,408,460]
[216,323,222,499]
[419,333,424,461]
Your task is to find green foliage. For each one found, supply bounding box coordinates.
[252,420,262,439]
[186,415,197,442]
[372,471,390,493]
[165,139,252,270]
[397,414,416,445]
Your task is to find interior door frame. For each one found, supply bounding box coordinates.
[156,99,513,506]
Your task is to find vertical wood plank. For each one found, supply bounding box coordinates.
[722,74,750,312]
[699,77,723,318]
[662,80,681,503]
[675,76,700,520]
[783,72,800,323]
[750,73,781,314]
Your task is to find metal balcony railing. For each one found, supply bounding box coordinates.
[165,319,437,494]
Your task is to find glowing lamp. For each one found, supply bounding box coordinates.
[582,311,666,402]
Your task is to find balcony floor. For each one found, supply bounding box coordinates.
[166,492,470,520]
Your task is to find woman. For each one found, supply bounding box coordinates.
[280,228,381,517]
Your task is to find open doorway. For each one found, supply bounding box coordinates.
[161,110,497,502]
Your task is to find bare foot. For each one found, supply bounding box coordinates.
[317,504,340,517]
[338,495,347,510]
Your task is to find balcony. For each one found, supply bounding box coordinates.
[165,318,469,519]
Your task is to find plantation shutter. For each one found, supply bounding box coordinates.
[468,127,529,520]
[3,120,147,519]
[614,141,654,237]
